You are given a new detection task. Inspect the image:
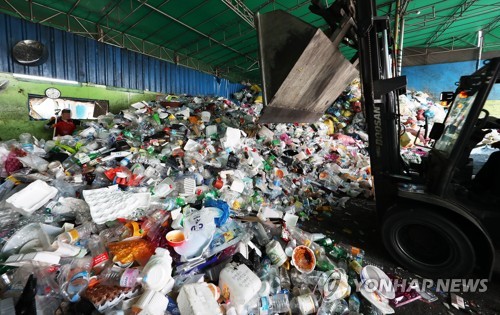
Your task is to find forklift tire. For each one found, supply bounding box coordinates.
[382,208,476,278]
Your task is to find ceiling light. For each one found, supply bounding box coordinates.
[13,73,80,85]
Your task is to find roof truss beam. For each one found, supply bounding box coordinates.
[137,0,257,63]
[141,0,209,42]
[425,0,478,47]
[220,0,254,28]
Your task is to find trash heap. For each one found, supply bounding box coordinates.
[0,84,430,315]
[397,91,448,165]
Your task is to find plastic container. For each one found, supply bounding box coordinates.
[56,222,96,244]
[100,267,141,288]
[5,180,58,216]
[266,240,287,266]
[219,263,262,307]
[177,283,222,315]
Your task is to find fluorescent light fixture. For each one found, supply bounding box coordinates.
[13,73,80,85]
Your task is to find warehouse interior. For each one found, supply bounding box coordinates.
[0,0,499,314]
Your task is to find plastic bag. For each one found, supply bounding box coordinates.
[17,154,49,173]
[4,149,25,175]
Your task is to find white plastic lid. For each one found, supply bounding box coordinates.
[143,264,170,292]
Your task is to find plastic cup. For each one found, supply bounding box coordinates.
[166,230,185,247]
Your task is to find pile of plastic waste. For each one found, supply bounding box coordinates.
[0,82,437,315]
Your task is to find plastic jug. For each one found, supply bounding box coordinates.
[219,263,262,307]
[177,283,223,315]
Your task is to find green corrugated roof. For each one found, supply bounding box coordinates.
[0,0,498,82]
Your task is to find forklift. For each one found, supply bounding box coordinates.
[255,0,500,279]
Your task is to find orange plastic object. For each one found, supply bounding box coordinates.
[107,239,155,266]
[124,221,144,238]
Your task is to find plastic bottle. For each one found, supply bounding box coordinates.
[99,224,134,243]
[331,242,365,263]
[152,177,175,197]
[0,177,16,201]
[119,153,136,167]
[289,293,320,315]
[60,257,93,302]
[317,298,349,315]
[99,266,141,288]
[258,264,281,296]
[19,133,34,152]
[317,238,335,248]
[348,293,361,314]
[56,222,96,244]
[76,147,115,166]
[287,226,314,247]
[88,235,110,274]
[279,267,291,291]
[248,294,290,315]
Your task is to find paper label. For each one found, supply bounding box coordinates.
[79,155,91,164]
[68,229,80,242]
[120,268,139,287]
[266,242,287,265]
[92,252,109,267]
[73,174,83,183]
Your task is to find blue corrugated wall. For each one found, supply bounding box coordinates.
[0,13,244,98]
[402,60,500,99]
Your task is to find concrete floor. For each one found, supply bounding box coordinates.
[301,198,500,315]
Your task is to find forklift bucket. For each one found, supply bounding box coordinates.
[256,10,359,123]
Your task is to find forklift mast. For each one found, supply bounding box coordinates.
[355,0,407,213]
[256,0,407,214]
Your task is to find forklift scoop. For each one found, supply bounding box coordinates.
[256,10,358,123]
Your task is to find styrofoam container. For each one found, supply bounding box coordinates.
[6,180,58,216]
[177,283,222,315]
[219,263,261,307]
